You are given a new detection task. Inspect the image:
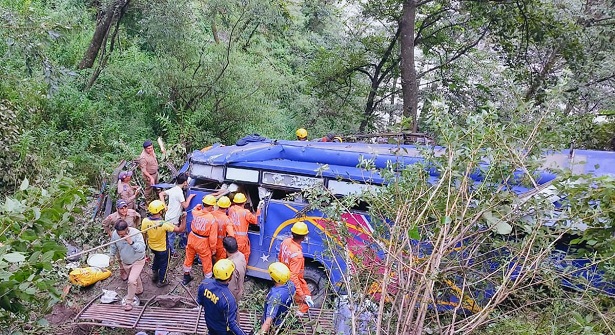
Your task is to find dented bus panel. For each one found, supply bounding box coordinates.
[179,139,615,311]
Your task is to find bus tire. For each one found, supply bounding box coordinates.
[304,265,327,308]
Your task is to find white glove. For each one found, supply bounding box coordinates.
[304,295,314,308]
[257,200,265,210]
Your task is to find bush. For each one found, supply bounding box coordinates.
[0,176,86,331]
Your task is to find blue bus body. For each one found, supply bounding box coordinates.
[169,139,615,310]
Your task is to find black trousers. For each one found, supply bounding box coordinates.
[151,248,169,283]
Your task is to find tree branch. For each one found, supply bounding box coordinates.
[564,73,615,93]
[415,18,471,46]
[418,25,489,79]
[414,7,450,45]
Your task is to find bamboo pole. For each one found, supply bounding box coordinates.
[66,210,190,261]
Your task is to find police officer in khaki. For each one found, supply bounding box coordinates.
[139,139,159,203]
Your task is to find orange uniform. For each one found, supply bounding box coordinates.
[183,208,218,278]
[279,237,310,313]
[212,209,235,262]
[228,205,259,263]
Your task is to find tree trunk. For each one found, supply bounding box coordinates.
[359,78,380,132]
[211,9,220,44]
[359,27,401,133]
[78,0,128,70]
[399,0,419,132]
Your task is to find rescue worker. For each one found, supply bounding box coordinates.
[139,139,159,202]
[212,196,235,262]
[197,259,247,335]
[316,133,343,143]
[228,193,259,263]
[102,199,141,237]
[108,220,146,311]
[223,237,246,304]
[117,170,140,210]
[257,262,296,334]
[211,182,240,198]
[295,128,308,141]
[278,221,313,316]
[158,173,195,257]
[182,194,218,285]
[141,200,185,287]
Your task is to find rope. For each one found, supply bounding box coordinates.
[66,209,193,260]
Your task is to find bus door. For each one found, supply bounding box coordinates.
[246,198,309,279]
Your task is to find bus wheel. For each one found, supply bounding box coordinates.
[304,265,327,308]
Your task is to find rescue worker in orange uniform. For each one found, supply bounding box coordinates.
[182,194,218,285]
[228,193,259,263]
[212,196,235,263]
[278,221,313,315]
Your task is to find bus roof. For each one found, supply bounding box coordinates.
[189,139,615,188]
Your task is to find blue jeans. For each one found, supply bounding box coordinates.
[151,248,169,283]
[168,232,187,253]
[168,232,176,254]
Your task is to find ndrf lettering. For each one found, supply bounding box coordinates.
[203,289,219,304]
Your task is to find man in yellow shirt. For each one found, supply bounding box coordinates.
[141,200,185,287]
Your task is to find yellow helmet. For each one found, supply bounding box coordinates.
[148,200,165,214]
[217,196,231,209]
[213,259,235,280]
[291,221,309,235]
[203,194,217,206]
[268,262,291,284]
[296,128,308,139]
[233,193,247,204]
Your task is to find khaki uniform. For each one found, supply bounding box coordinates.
[226,251,247,302]
[139,150,159,202]
[102,209,141,237]
[118,181,137,210]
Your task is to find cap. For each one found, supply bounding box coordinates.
[118,171,133,179]
[143,140,153,148]
[116,199,128,208]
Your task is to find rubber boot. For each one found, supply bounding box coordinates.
[182,273,193,285]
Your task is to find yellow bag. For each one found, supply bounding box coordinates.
[69,267,112,286]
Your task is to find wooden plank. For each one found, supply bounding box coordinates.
[75,301,336,334]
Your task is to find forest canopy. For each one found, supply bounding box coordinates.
[1,0,614,333]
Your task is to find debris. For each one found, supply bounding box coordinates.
[100,290,120,304]
[87,253,110,268]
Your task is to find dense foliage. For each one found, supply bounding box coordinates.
[1,0,614,332]
[307,111,615,334]
[0,177,86,331]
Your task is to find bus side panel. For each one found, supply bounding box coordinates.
[246,200,306,279]
[246,200,353,284]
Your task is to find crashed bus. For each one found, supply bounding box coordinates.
[175,138,615,311]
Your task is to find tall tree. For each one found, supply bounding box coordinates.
[399,0,418,131]
[78,0,130,70]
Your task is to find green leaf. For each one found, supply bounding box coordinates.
[4,198,25,214]
[3,252,26,263]
[32,207,41,220]
[408,226,420,240]
[440,216,452,225]
[19,178,29,191]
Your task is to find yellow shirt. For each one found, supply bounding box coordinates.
[142,217,174,251]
